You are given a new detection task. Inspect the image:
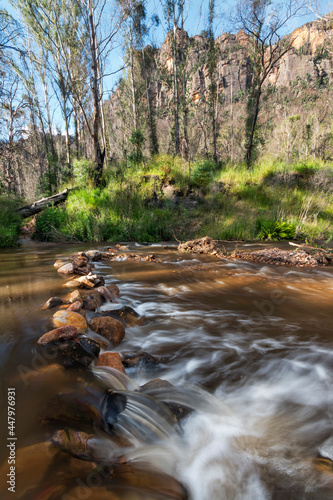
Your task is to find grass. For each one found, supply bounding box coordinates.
[3,155,333,246]
[0,197,23,248]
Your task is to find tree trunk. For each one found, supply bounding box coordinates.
[18,189,69,218]
[173,14,180,155]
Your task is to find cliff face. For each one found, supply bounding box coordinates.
[106,15,333,161]
[152,17,333,105]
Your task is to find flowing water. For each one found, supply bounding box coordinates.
[0,241,333,499]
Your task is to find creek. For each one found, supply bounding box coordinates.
[0,241,333,499]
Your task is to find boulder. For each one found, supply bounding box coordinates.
[85,249,102,261]
[89,317,125,346]
[81,289,103,310]
[57,262,75,275]
[36,337,100,368]
[96,352,126,373]
[67,300,83,312]
[66,289,83,306]
[123,352,159,368]
[52,310,87,334]
[42,297,63,309]
[54,259,66,269]
[106,283,120,300]
[63,279,82,288]
[38,325,79,344]
[95,306,144,327]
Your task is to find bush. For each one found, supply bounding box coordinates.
[34,206,69,241]
[73,159,94,187]
[256,219,296,240]
[0,198,22,248]
[192,160,217,188]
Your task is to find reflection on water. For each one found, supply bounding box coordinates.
[0,241,333,499]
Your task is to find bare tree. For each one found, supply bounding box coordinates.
[234,0,303,167]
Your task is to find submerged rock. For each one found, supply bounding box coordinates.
[42,296,64,309]
[96,352,126,373]
[89,317,125,346]
[37,337,100,368]
[38,325,79,344]
[123,352,159,368]
[52,429,94,460]
[52,310,88,334]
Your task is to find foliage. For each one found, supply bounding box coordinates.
[191,159,216,187]
[34,205,68,241]
[73,158,95,187]
[0,198,23,248]
[256,219,296,240]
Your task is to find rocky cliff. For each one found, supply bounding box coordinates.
[106,15,333,162]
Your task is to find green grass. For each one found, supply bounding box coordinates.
[29,155,333,244]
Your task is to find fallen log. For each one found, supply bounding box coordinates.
[17,189,69,218]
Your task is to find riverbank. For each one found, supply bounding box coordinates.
[2,156,333,247]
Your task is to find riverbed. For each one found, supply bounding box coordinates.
[0,241,333,499]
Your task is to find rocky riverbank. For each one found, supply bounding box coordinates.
[178,237,333,268]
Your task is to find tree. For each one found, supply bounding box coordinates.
[235,0,303,167]
[162,0,185,155]
[207,0,218,163]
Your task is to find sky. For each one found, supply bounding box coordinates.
[0,0,332,131]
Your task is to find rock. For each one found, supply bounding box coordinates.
[140,379,192,423]
[42,296,63,309]
[97,286,116,302]
[63,279,82,288]
[52,429,93,460]
[96,352,126,373]
[85,249,102,261]
[89,317,125,346]
[0,442,59,499]
[67,300,83,312]
[57,262,75,275]
[37,325,79,344]
[178,236,224,257]
[52,310,88,334]
[39,389,102,429]
[76,275,95,289]
[54,259,66,269]
[95,306,144,327]
[231,247,333,268]
[116,244,128,250]
[81,289,103,309]
[66,289,83,306]
[72,256,89,268]
[101,251,117,260]
[123,352,159,368]
[106,283,120,299]
[36,337,100,368]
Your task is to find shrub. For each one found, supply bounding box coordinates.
[0,198,22,248]
[192,160,217,188]
[34,206,69,241]
[256,219,296,240]
[73,159,94,187]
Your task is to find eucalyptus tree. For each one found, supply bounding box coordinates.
[235,0,303,167]
[12,0,75,170]
[162,0,186,155]
[207,0,217,163]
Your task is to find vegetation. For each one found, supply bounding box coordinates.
[1,2,333,247]
[0,197,23,248]
[30,155,333,243]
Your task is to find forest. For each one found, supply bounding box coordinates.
[0,0,333,247]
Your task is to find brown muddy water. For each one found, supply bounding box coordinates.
[0,241,333,500]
